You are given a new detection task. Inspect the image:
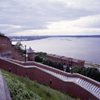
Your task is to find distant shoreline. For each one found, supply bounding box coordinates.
[85,62,100,68]
[9,35,100,42]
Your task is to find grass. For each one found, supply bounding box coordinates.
[1,69,80,100]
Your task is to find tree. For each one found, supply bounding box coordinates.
[15,42,25,54]
[0,32,5,36]
[72,66,100,82]
[35,55,41,62]
[57,62,63,71]
[66,65,70,72]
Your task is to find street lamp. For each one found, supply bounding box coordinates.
[25,45,26,62]
[68,57,73,74]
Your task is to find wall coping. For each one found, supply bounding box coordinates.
[1,57,100,85]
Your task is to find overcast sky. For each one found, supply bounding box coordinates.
[0,0,100,36]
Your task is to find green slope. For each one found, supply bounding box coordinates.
[1,69,80,100]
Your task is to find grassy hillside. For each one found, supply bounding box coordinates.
[1,69,80,100]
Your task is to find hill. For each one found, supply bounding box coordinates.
[1,69,79,100]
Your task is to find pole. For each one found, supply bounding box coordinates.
[71,57,73,74]
[25,45,26,62]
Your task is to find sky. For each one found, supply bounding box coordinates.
[0,0,100,36]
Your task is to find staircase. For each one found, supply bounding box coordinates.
[0,57,100,100]
[39,68,100,99]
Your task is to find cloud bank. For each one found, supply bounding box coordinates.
[0,0,100,36]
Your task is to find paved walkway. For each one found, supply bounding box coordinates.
[0,71,11,100]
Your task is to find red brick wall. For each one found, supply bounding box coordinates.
[47,55,85,67]
[0,58,99,100]
[0,36,12,52]
[11,45,25,61]
[27,52,34,61]
[0,35,26,61]
[3,59,100,87]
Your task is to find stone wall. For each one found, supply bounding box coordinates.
[0,51,12,58]
[47,54,85,67]
[11,45,25,61]
[0,35,25,61]
[0,36,12,52]
[0,58,99,100]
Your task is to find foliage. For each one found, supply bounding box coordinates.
[35,52,47,57]
[56,62,63,70]
[1,69,79,100]
[2,71,41,100]
[72,66,100,82]
[35,55,42,62]
[66,66,70,72]
[34,55,64,71]
[15,42,25,54]
[0,32,5,36]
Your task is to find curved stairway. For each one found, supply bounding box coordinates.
[40,68,100,99]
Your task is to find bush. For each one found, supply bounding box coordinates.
[66,66,70,72]
[0,32,5,36]
[1,69,79,100]
[2,73,41,100]
[35,55,42,62]
[15,42,25,54]
[57,62,63,71]
[35,55,64,71]
[72,66,100,82]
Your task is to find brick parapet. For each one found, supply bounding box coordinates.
[2,57,100,87]
[0,57,100,100]
[47,54,85,67]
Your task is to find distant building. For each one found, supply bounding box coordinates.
[47,54,85,67]
[27,47,34,61]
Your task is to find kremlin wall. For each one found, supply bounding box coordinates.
[0,35,25,61]
[0,35,100,100]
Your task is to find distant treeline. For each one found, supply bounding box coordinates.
[8,35,100,41]
[8,36,50,41]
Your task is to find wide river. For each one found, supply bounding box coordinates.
[13,37,100,64]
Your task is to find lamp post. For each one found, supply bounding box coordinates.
[25,45,26,62]
[68,57,73,74]
[68,57,72,67]
[71,57,72,68]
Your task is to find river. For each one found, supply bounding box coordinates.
[13,37,100,64]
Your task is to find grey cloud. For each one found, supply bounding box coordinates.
[87,22,100,28]
[0,0,100,35]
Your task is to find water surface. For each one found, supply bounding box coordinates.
[18,37,100,64]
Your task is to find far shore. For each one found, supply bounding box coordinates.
[85,62,100,68]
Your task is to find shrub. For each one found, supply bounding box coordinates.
[2,73,41,100]
[35,55,42,62]
[72,66,100,82]
[66,66,70,72]
[56,62,63,71]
